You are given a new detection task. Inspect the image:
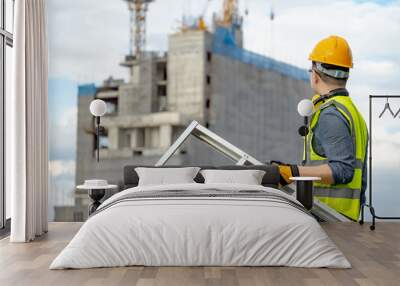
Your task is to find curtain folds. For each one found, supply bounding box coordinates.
[8,0,48,242]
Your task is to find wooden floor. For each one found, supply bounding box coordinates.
[0,222,399,286]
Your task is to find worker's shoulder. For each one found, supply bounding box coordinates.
[318,105,350,128]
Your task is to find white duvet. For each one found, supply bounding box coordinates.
[50,183,351,269]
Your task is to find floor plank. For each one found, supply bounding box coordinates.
[0,222,399,286]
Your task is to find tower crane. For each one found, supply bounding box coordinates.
[124,0,154,58]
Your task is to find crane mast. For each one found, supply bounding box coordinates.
[124,0,154,58]
[221,0,238,26]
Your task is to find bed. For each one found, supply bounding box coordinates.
[50,165,350,269]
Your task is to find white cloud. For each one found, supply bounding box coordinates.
[49,160,76,177]
[59,107,77,128]
[370,126,400,168]
[48,0,130,83]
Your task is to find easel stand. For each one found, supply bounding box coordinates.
[360,95,400,230]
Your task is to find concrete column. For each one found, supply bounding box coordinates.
[108,127,119,150]
[144,128,151,149]
[159,125,172,149]
[130,129,136,149]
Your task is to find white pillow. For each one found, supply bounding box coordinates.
[135,167,201,186]
[200,169,266,185]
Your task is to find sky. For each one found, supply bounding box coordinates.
[47,0,400,219]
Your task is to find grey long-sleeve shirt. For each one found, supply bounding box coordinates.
[312,105,367,203]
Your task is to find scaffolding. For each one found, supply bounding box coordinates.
[212,26,309,82]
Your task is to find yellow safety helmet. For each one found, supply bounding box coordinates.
[309,35,353,68]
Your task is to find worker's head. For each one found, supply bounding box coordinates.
[309,62,349,93]
[308,35,353,94]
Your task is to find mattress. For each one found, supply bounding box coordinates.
[50,183,351,269]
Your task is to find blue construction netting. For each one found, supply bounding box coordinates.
[78,84,97,97]
[212,26,309,82]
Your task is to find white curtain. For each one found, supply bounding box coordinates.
[7,0,48,242]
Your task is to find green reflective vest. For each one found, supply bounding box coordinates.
[305,95,368,221]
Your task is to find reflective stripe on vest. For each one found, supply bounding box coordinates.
[305,95,368,221]
[307,159,363,169]
[314,187,361,199]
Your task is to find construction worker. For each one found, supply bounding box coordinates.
[274,35,368,221]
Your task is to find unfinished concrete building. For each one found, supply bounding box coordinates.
[57,14,311,221]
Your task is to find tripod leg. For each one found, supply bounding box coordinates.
[359,204,364,225]
[369,206,376,231]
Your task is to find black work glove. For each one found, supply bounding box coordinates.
[270,160,300,187]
